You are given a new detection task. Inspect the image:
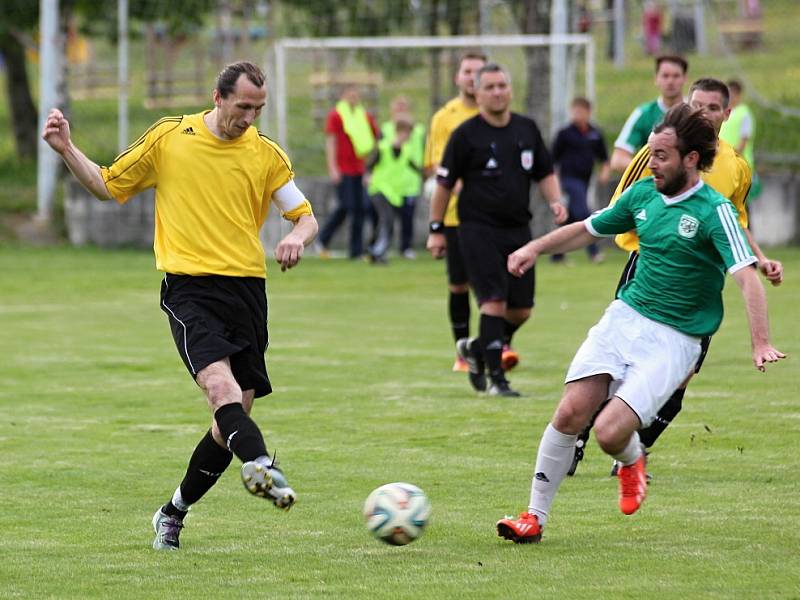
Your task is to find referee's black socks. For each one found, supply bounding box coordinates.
[479,314,505,381]
[449,291,470,342]
[214,403,269,463]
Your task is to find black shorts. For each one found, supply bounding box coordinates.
[458,222,535,309]
[159,274,272,397]
[444,226,469,285]
[616,251,711,374]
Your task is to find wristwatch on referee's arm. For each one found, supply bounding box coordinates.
[429,220,444,234]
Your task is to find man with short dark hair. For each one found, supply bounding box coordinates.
[42,61,318,550]
[426,63,567,397]
[551,96,610,263]
[610,55,688,172]
[496,104,784,544]
[424,51,488,372]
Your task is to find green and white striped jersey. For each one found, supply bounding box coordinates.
[586,177,756,337]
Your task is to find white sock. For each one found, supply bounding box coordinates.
[528,424,578,526]
[171,486,191,512]
[613,431,643,466]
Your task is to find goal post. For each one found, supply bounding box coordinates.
[267,33,595,153]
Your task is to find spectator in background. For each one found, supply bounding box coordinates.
[374,96,425,260]
[317,84,379,259]
[368,112,423,263]
[551,97,610,264]
[720,79,760,201]
[642,1,663,56]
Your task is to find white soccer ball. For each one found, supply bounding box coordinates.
[363,482,431,546]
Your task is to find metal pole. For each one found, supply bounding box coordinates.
[118,0,129,153]
[275,40,288,150]
[586,39,595,106]
[550,0,569,136]
[37,0,60,222]
[694,0,707,55]
[613,0,625,69]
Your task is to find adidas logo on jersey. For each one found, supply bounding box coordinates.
[485,158,498,169]
[634,209,647,221]
[181,127,196,135]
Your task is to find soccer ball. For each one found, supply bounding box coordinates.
[363,482,431,546]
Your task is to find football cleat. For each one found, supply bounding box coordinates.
[566,439,585,477]
[487,376,521,397]
[497,512,543,544]
[456,338,487,392]
[452,355,470,373]
[241,456,297,510]
[501,345,520,371]
[152,508,183,550]
[618,453,648,515]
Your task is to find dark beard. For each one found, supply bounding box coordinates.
[658,167,688,196]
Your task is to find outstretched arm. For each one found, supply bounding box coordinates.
[41,108,112,200]
[731,266,786,371]
[508,222,598,277]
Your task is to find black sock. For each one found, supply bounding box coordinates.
[503,319,521,346]
[214,403,268,463]
[162,502,187,519]
[172,429,234,509]
[479,314,505,381]
[639,388,685,448]
[449,291,470,342]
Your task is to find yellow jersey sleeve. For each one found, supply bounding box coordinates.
[101,116,183,203]
[730,152,752,229]
[609,146,652,251]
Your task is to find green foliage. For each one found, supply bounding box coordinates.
[0,246,798,598]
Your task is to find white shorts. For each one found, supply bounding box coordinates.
[565,300,702,427]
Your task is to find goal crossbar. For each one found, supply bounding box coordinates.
[268,34,595,148]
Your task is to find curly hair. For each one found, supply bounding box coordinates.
[654,104,717,171]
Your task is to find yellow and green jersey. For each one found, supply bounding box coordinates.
[423,97,479,226]
[588,178,756,337]
[609,139,751,251]
[101,111,312,278]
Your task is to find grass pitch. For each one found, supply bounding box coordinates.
[0,245,798,599]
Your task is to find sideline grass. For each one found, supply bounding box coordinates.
[0,245,798,599]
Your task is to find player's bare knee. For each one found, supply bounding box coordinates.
[594,418,631,454]
[551,400,589,435]
[449,283,469,294]
[242,389,255,414]
[200,373,242,409]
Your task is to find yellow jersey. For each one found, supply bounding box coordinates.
[423,97,479,226]
[610,139,751,251]
[101,111,312,278]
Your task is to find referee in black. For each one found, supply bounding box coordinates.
[426,63,567,396]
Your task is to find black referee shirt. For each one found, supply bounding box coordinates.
[437,113,554,228]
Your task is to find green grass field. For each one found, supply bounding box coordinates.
[1,245,798,599]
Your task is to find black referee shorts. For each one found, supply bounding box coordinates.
[159,274,272,397]
[615,250,711,374]
[444,226,469,285]
[458,222,535,309]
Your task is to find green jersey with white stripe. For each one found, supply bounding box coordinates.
[586,177,756,337]
[614,98,667,154]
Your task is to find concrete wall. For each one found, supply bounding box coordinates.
[63,172,800,252]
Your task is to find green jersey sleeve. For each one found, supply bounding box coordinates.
[709,201,757,273]
[585,185,638,237]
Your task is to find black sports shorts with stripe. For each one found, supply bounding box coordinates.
[160,274,272,397]
[616,251,711,373]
